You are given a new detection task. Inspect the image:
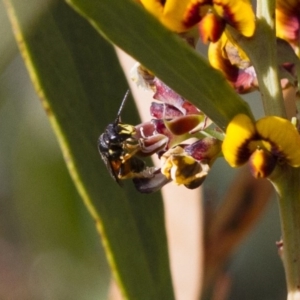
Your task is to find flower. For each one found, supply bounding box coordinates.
[160,145,210,189]
[222,114,300,178]
[276,0,300,56]
[133,136,221,193]
[138,0,255,41]
[160,138,221,189]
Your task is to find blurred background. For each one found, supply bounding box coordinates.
[0,0,287,299]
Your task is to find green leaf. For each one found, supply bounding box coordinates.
[66,0,253,130]
[4,0,174,299]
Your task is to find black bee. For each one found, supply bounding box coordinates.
[98,90,146,184]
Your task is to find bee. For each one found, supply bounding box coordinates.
[98,90,146,184]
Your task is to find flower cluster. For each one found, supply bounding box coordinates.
[99,1,300,192]
[138,0,300,93]
[100,71,300,192]
[133,0,300,183]
[130,73,222,193]
[138,0,258,92]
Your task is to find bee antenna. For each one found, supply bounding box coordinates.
[116,89,130,121]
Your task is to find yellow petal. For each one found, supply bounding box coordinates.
[139,0,164,19]
[208,34,239,84]
[213,0,255,37]
[256,116,300,167]
[140,0,201,32]
[222,114,256,167]
[198,11,225,43]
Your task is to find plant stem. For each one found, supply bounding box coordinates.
[270,167,300,300]
[255,0,286,117]
[228,0,286,118]
[256,2,300,299]
[230,1,300,299]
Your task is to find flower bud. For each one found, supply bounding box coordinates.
[165,114,208,135]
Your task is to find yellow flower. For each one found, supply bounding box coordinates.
[222,114,300,177]
[139,0,255,38]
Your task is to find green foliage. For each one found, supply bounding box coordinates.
[4,0,174,299]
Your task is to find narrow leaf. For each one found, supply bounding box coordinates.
[3,0,174,299]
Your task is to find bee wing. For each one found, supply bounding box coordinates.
[133,170,170,193]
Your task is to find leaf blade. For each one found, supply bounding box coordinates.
[4,1,174,299]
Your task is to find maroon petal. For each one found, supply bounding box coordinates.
[185,137,222,162]
[150,102,183,119]
[153,78,200,115]
[139,134,169,155]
